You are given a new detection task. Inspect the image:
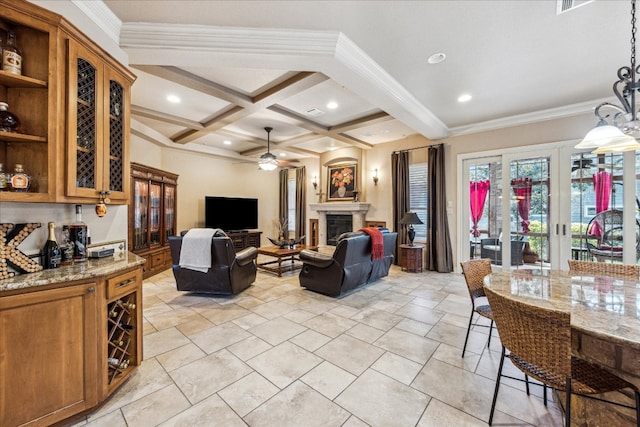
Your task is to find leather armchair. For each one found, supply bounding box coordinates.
[299,229,397,297]
[169,234,258,295]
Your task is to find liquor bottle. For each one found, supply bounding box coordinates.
[60,225,74,265]
[42,222,62,269]
[0,163,7,191]
[69,205,87,261]
[2,31,22,75]
[0,102,21,132]
[10,163,30,192]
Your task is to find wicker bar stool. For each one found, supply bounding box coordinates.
[459,258,494,358]
[485,286,640,426]
[568,259,640,280]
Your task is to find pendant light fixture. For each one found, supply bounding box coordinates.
[258,126,279,171]
[576,0,640,153]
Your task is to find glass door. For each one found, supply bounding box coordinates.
[149,182,161,247]
[462,148,559,270]
[569,151,640,265]
[506,155,551,269]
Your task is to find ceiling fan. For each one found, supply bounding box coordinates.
[571,157,624,172]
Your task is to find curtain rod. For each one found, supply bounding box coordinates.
[392,143,440,153]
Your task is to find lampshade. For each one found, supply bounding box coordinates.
[399,212,423,225]
[258,152,278,170]
[575,123,636,150]
[591,139,640,153]
[258,126,279,171]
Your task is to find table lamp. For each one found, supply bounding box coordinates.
[399,212,423,246]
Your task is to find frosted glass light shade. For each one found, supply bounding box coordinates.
[575,124,636,150]
[258,152,278,170]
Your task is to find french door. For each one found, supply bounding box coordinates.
[460,145,640,271]
[462,148,559,270]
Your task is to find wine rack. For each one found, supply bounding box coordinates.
[106,293,137,385]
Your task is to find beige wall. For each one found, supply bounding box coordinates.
[137,111,595,258]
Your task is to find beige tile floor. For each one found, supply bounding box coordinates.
[71,263,565,427]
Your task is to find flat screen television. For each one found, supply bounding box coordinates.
[205,196,258,232]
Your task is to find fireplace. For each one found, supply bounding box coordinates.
[309,202,370,246]
[326,215,352,246]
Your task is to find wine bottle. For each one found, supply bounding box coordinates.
[118,322,134,330]
[116,299,136,310]
[111,338,124,346]
[42,222,62,269]
[108,308,119,317]
[69,205,87,261]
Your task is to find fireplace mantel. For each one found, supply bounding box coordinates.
[310,202,370,246]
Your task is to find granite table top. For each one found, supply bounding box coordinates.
[485,269,640,349]
[0,251,146,293]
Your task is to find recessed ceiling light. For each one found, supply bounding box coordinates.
[167,94,181,103]
[458,93,472,103]
[326,101,338,110]
[223,140,232,145]
[279,152,286,157]
[427,52,446,64]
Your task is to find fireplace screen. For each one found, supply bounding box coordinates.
[327,214,353,246]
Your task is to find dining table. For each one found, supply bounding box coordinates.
[484,269,640,427]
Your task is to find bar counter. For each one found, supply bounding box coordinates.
[0,251,145,293]
[485,269,640,426]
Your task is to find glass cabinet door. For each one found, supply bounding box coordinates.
[103,67,130,202]
[149,182,162,246]
[67,40,102,199]
[133,178,149,250]
[164,184,176,243]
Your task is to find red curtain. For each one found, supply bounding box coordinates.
[511,178,532,233]
[589,171,612,237]
[469,180,490,237]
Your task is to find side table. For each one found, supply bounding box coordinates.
[400,244,424,272]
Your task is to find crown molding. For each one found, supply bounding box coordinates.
[447,98,609,137]
[120,23,340,56]
[71,0,122,45]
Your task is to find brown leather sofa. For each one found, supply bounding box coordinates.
[298,229,397,297]
[168,232,258,295]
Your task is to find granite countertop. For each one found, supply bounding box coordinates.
[485,269,640,349]
[0,252,146,293]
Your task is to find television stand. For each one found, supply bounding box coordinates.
[226,230,262,252]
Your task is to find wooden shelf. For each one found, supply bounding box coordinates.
[0,130,46,143]
[0,70,47,88]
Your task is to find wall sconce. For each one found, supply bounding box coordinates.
[312,176,318,190]
[373,169,379,186]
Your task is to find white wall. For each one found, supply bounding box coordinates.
[0,203,128,256]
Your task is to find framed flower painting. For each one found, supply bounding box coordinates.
[327,163,357,201]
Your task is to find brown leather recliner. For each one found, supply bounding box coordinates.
[298,229,397,297]
[168,234,258,295]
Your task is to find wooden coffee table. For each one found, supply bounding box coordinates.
[257,244,318,277]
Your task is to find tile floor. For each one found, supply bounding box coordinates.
[70,262,565,427]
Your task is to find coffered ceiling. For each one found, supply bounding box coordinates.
[99,0,630,166]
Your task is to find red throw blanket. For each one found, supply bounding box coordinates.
[359,227,384,260]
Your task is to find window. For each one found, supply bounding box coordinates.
[287,178,296,234]
[409,162,427,242]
